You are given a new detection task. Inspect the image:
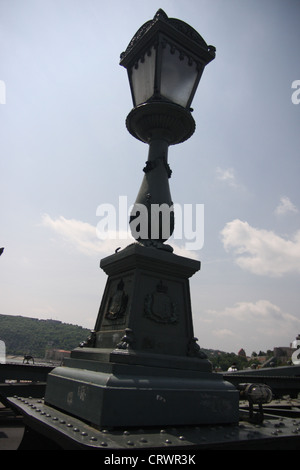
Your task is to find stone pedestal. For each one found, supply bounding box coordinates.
[45,244,239,428]
[95,243,206,358]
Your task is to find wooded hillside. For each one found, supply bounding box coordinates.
[0,314,259,370]
[0,314,91,357]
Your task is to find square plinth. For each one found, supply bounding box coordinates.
[44,243,239,427]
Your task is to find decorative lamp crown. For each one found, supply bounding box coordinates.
[120,9,215,110]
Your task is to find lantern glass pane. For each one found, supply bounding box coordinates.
[161,45,198,108]
[131,46,156,105]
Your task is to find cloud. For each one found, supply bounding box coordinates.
[41,214,199,259]
[221,219,300,276]
[205,300,300,351]
[275,196,298,215]
[208,299,298,323]
[212,328,236,339]
[216,167,238,188]
[41,213,132,256]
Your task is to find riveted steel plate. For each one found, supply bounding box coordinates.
[7,396,300,450]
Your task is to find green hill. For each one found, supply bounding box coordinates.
[0,314,253,370]
[0,314,91,358]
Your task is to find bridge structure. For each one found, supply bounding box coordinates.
[1,361,300,450]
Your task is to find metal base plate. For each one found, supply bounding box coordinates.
[7,396,300,450]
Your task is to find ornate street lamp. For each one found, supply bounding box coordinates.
[120,9,215,247]
[9,12,300,451]
[43,10,239,431]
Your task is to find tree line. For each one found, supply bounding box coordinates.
[1,314,275,370]
[0,314,90,358]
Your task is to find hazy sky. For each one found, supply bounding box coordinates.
[1,0,300,356]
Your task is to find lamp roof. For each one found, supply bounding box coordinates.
[120,9,215,68]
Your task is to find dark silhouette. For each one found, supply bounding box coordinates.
[23,354,34,364]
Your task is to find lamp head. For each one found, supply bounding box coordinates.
[120,9,215,110]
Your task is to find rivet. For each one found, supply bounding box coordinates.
[67,423,73,427]
[179,436,185,440]
[140,438,147,443]
[73,427,80,432]
[165,439,172,444]
[123,430,130,435]
[52,417,58,421]
[90,436,97,441]
[81,431,88,436]
[46,413,51,417]
[100,442,108,447]
[60,420,65,424]
[127,441,134,446]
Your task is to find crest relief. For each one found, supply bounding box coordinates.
[144,280,178,324]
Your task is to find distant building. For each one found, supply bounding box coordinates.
[273,346,294,360]
[45,349,70,362]
[236,335,300,369]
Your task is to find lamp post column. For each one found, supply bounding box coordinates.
[130,134,174,247]
[125,97,197,249]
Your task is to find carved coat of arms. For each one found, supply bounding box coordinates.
[144,281,178,324]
